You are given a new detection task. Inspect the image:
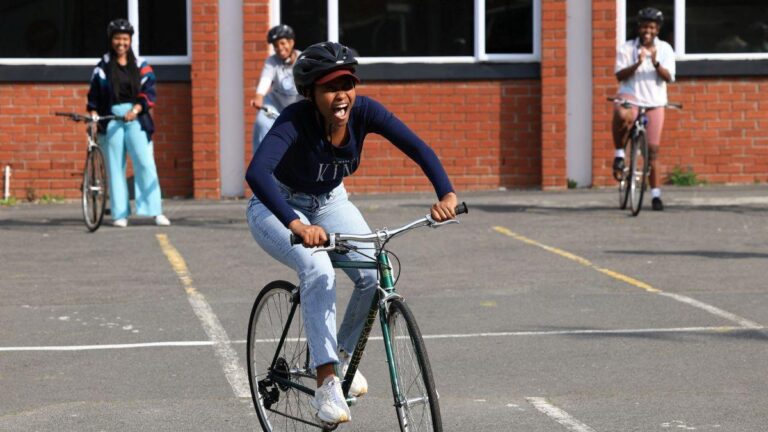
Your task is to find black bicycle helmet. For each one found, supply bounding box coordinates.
[637,7,663,25]
[107,19,134,38]
[267,24,295,43]
[293,41,358,96]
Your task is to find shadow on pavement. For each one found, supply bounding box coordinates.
[606,250,768,259]
[529,325,768,342]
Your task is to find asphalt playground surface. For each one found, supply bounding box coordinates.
[1,185,767,432]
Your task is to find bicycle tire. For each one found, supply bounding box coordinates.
[82,146,108,232]
[247,280,322,432]
[387,299,442,432]
[629,131,649,216]
[618,136,631,210]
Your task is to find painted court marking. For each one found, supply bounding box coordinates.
[493,226,762,330]
[527,397,597,432]
[3,325,759,352]
[156,233,250,398]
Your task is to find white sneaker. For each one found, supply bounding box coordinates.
[112,218,128,228]
[340,351,368,397]
[310,376,351,425]
[155,215,171,226]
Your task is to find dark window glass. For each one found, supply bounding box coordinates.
[139,0,188,56]
[625,0,675,48]
[339,0,473,56]
[280,0,327,52]
[0,0,126,58]
[685,0,768,53]
[486,0,533,54]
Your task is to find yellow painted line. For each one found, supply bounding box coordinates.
[156,234,195,294]
[493,226,658,292]
[492,226,763,329]
[156,234,250,398]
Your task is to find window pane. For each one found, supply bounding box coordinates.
[0,0,126,58]
[625,0,675,48]
[685,0,768,54]
[280,0,327,52]
[339,0,473,56]
[486,0,533,54]
[139,0,188,56]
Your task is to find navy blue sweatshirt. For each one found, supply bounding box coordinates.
[246,96,454,227]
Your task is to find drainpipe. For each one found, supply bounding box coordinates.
[3,165,10,200]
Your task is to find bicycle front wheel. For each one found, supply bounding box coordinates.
[387,299,442,432]
[247,280,321,432]
[82,146,108,232]
[628,131,649,216]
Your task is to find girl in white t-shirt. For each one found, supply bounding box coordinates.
[612,7,675,211]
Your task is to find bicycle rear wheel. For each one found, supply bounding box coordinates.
[618,136,631,210]
[628,131,649,216]
[247,280,322,432]
[387,299,442,432]
[82,146,108,232]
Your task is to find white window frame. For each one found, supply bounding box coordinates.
[273,0,540,64]
[617,0,768,61]
[0,0,191,66]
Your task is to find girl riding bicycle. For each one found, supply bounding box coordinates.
[245,41,458,426]
[249,25,303,154]
[611,7,675,211]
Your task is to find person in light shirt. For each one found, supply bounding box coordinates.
[611,7,675,211]
[249,24,303,154]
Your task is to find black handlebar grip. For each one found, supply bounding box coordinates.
[290,233,331,247]
[455,202,468,215]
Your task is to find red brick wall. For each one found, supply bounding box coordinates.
[0,83,192,200]
[344,81,541,194]
[540,0,568,190]
[662,79,768,184]
[591,0,617,186]
[592,1,768,186]
[191,0,221,199]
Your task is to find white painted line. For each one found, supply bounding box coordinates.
[0,341,214,352]
[2,325,760,353]
[156,234,250,398]
[527,397,597,432]
[659,292,763,329]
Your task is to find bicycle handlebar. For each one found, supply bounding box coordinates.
[290,202,468,247]
[606,97,682,110]
[55,112,126,123]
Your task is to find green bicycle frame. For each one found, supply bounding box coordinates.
[334,251,403,403]
[264,252,404,406]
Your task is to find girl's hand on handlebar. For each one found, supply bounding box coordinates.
[431,192,458,222]
[288,220,328,248]
[250,94,265,110]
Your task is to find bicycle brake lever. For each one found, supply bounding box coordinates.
[426,215,460,228]
[310,237,337,255]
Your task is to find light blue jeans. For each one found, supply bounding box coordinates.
[251,95,278,155]
[246,182,378,369]
[100,103,163,220]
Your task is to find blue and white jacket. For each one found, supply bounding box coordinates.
[86,53,157,139]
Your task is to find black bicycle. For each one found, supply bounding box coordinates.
[247,203,468,431]
[56,112,123,231]
[608,98,682,216]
